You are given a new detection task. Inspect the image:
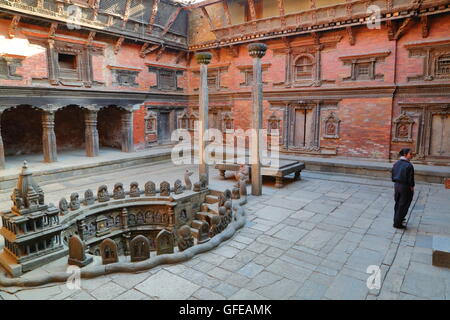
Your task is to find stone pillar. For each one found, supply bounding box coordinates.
[195,52,212,184]
[84,110,99,157]
[121,110,134,153]
[0,111,5,170]
[248,43,267,196]
[42,111,57,163]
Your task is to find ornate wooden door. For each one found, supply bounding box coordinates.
[430,113,450,157]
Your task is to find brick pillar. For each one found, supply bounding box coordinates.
[195,52,212,185]
[85,110,99,157]
[121,110,134,153]
[248,43,267,196]
[0,111,4,170]
[42,111,57,163]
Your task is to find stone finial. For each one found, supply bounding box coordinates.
[11,160,45,214]
[195,52,212,65]
[248,43,268,59]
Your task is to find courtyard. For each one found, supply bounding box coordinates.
[0,160,449,300]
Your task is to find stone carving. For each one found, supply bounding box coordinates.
[177,225,194,252]
[218,206,228,232]
[69,192,80,211]
[234,164,250,186]
[160,181,170,196]
[199,174,208,189]
[224,189,232,201]
[239,179,248,198]
[323,112,341,139]
[209,215,221,238]
[174,179,184,195]
[96,215,110,237]
[224,201,233,224]
[59,198,69,215]
[393,111,414,142]
[100,238,118,265]
[97,185,110,202]
[218,192,226,206]
[232,187,240,199]
[197,221,210,244]
[179,209,188,224]
[84,189,95,205]
[113,183,125,200]
[130,235,150,262]
[193,182,201,192]
[184,169,193,190]
[68,235,93,267]
[129,182,140,198]
[144,181,156,196]
[155,229,174,255]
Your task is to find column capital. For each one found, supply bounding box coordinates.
[195,52,212,65]
[248,43,268,59]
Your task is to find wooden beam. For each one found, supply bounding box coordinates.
[147,0,160,34]
[222,0,232,26]
[162,7,182,36]
[123,0,132,21]
[247,0,257,21]
[277,0,286,28]
[346,26,355,46]
[394,17,412,40]
[201,7,215,30]
[8,15,20,39]
[114,36,125,55]
[421,15,429,38]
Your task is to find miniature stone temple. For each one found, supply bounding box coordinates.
[0,161,66,276]
[0,161,243,277]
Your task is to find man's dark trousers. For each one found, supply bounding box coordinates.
[394,183,413,226]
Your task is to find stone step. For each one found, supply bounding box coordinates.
[191,219,205,229]
[205,195,219,204]
[195,211,217,224]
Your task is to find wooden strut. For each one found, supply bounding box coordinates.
[201,7,215,30]
[140,43,161,58]
[147,0,160,34]
[8,15,20,39]
[394,17,413,40]
[346,26,355,46]
[162,7,182,36]
[277,0,286,28]
[49,22,58,39]
[155,45,166,62]
[421,15,429,38]
[87,31,96,46]
[222,0,232,26]
[114,36,125,55]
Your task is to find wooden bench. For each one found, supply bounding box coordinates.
[215,159,305,188]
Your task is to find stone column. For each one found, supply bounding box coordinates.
[42,111,57,163]
[0,111,5,170]
[195,52,212,184]
[248,43,267,196]
[121,110,134,153]
[84,110,99,157]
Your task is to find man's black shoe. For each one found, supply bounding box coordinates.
[393,224,406,229]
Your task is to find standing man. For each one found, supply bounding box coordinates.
[391,148,415,229]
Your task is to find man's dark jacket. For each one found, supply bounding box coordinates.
[392,159,415,187]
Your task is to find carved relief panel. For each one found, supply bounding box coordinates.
[323,112,341,139]
[392,112,414,142]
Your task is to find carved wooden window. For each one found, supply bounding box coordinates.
[110,68,139,87]
[340,51,390,82]
[392,112,414,143]
[57,53,80,80]
[0,57,22,80]
[178,112,198,131]
[149,67,183,91]
[207,73,218,88]
[294,56,314,81]
[437,54,450,76]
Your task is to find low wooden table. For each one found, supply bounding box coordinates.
[215,159,305,188]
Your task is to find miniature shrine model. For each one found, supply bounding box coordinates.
[0,162,247,279]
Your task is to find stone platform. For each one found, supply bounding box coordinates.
[0,147,172,191]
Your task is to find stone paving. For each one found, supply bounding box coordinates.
[0,160,449,300]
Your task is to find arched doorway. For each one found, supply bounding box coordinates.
[1,105,43,158]
[98,106,124,151]
[55,105,85,152]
